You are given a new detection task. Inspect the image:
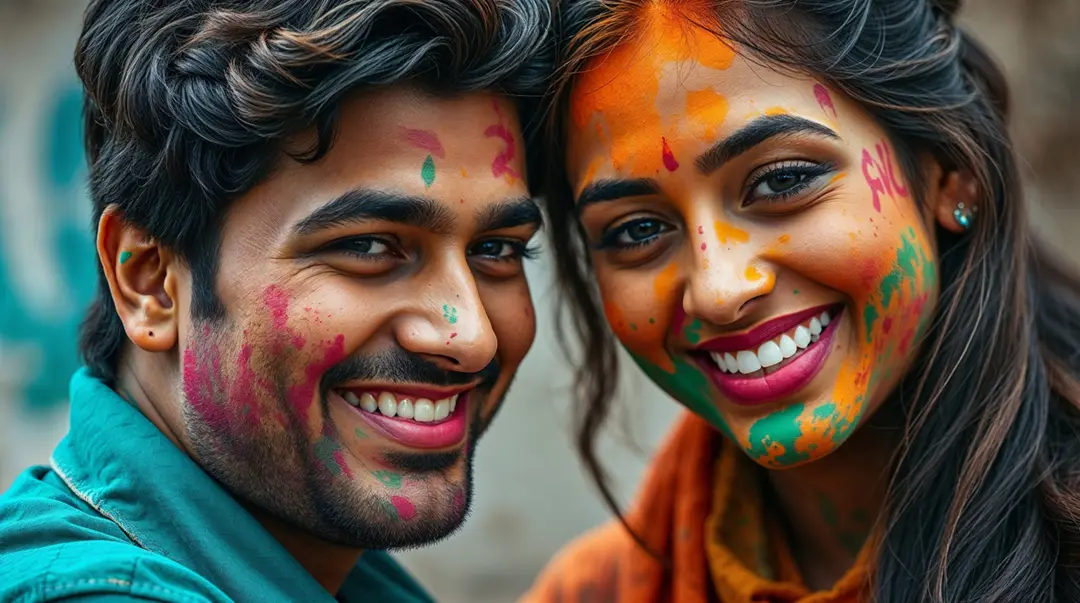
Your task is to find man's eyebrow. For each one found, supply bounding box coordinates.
[292,189,455,236]
[695,114,840,175]
[575,178,660,210]
[475,196,544,232]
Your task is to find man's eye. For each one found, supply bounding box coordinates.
[469,239,537,261]
[328,236,395,258]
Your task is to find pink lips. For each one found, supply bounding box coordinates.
[695,305,843,406]
[338,391,471,449]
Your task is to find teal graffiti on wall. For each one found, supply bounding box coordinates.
[0,82,97,411]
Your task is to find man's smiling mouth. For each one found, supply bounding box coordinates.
[337,389,460,424]
[331,385,477,449]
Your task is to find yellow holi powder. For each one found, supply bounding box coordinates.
[763,106,789,116]
[460,168,468,178]
[714,220,749,244]
[745,265,762,281]
[685,88,729,141]
[777,234,791,244]
[828,171,847,185]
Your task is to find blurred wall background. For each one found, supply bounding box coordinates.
[0,2,1076,601]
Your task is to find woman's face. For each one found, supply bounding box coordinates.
[566,7,943,468]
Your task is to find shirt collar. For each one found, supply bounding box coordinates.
[51,368,419,602]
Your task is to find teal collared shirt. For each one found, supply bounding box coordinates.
[0,369,435,603]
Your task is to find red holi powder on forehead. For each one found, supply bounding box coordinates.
[391,496,417,521]
[286,334,346,416]
[484,101,520,179]
[813,84,837,119]
[400,127,445,158]
[661,137,680,172]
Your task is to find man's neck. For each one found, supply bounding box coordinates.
[764,422,898,591]
[246,506,365,595]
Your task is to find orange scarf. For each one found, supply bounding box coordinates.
[520,412,872,602]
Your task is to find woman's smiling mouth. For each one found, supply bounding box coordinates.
[692,304,844,406]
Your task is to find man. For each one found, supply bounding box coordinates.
[0,0,552,601]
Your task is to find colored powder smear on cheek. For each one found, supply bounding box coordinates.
[263,285,305,349]
[391,496,417,520]
[813,84,837,121]
[286,334,346,416]
[630,351,735,441]
[745,402,811,467]
[400,127,445,158]
[661,137,679,171]
[313,436,354,479]
[118,251,132,264]
[183,346,230,432]
[861,149,886,213]
[373,470,402,489]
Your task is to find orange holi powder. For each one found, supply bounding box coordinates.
[714,220,749,245]
[653,261,679,300]
[685,88,729,140]
[829,171,847,185]
[745,265,762,281]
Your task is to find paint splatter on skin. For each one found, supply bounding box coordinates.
[714,220,749,245]
[484,101,520,180]
[391,496,417,520]
[421,155,436,188]
[813,84,837,121]
[442,304,458,324]
[118,251,132,264]
[354,427,368,439]
[861,139,908,212]
[661,137,680,171]
[264,285,306,350]
[373,470,402,489]
[400,127,445,158]
[314,435,354,479]
[746,403,811,467]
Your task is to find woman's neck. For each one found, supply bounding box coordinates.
[764,422,899,591]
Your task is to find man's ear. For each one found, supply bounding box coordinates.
[920,154,979,235]
[97,206,179,352]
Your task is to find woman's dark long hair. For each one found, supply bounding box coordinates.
[534,0,1080,600]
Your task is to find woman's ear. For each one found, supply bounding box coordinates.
[97,205,180,352]
[922,156,979,234]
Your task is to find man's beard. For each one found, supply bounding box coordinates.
[185,340,503,550]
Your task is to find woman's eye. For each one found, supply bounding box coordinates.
[745,162,833,206]
[600,218,671,249]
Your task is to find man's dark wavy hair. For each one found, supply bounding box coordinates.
[75,0,554,383]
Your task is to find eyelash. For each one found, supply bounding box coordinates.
[743,160,835,205]
[326,236,540,262]
[596,219,671,251]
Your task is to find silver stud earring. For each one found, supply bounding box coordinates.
[953,202,976,230]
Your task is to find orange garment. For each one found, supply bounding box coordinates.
[520,413,872,603]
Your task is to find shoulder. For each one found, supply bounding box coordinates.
[0,467,228,603]
[518,521,633,603]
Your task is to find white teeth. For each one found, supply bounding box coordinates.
[811,333,820,343]
[723,353,738,373]
[397,398,415,419]
[710,352,727,373]
[449,394,458,413]
[434,400,450,420]
[779,334,798,358]
[820,312,830,327]
[794,325,811,348]
[736,350,761,374]
[344,391,360,407]
[377,392,397,418]
[757,341,783,368]
[360,393,378,412]
[414,399,435,422]
[809,317,822,336]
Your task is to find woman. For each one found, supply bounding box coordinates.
[523,0,1080,601]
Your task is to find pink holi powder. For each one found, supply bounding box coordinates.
[231,344,261,429]
[183,347,229,431]
[697,225,704,235]
[400,127,445,158]
[701,242,707,251]
[813,84,837,119]
[263,285,306,349]
[670,305,689,338]
[861,149,885,213]
[882,317,893,333]
[484,101,520,179]
[286,334,346,416]
[661,137,680,172]
[391,496,417,521]
[332,449,354,479]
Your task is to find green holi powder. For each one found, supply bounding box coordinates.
[648,317,656,324]
[630,351,735,441]
[354,428,368,439]
[442,304,458,324]
[746,402,811,466]
[376,499,398,520]
[118,251,132,264]
[879,231,921,309]
[630,323,637,331]
[373,470,402,489]
[682,318,704,344]
[313,437,341,476]
[421,155,436,187]
[793,289,800,295]
[862,305,879,343]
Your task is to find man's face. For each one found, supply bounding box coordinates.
[175,88,538,548]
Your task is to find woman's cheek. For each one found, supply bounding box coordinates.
[598,261,678,372]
